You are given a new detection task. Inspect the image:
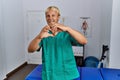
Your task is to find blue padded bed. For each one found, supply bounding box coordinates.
[25,64,120,80]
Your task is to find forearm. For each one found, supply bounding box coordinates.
[66,27,87,44]
[28,36,41,53]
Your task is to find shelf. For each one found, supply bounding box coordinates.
[72,45,85,67]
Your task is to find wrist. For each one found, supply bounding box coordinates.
[37,35,43,40]
[66,26,72,32]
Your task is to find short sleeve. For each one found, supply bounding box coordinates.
[39,39,43,47]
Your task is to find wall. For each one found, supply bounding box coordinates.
[0,12,4,80]
[23,0,104,64]
[100,0,112,45]
[0,0,6,79]
[0,0,3,79]
[100,0,113,67]
[0,0,26,79]
[109,0,120,68]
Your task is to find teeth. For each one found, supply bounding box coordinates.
[51,20,54,22]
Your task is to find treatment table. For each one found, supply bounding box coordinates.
[25,64,120,80]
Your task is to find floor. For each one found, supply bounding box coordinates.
[7,64,38,80]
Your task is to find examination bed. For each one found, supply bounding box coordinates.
[25,64,120,80]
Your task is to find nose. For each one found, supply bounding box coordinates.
[48,16,54,22]
[49,16,53,20]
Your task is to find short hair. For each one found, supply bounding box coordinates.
[45,6,60,16]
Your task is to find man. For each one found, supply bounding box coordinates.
[28,6,87,80]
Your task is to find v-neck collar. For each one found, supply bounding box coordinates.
[48,30,63,37]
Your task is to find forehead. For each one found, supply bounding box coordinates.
[46,9,58,15]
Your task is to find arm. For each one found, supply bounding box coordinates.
[55,23,87,45]
[28,34,42,53]
[66,27,87,45]
[28,26,52,53]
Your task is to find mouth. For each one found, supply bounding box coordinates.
[48,21,55,28]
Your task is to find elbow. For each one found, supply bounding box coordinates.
[28,50,34,53]
[28,47,35,53]
[83,36,88,44]
[83,39,88,44]
[28,45,39,53]
[81,39,88,45]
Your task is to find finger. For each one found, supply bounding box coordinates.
[44,26,50,32]
[53,27,58,32]
[54,25,62,31]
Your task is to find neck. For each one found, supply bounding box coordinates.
[50,28,62,36]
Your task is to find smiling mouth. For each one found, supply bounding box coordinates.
[48,21,55,27]
[48,20,55,23]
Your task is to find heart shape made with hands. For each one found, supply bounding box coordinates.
[47,22,63,36]
[49,27,58,36]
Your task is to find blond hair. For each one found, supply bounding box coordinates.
[45,6,60,16]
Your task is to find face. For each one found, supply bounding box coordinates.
[46,10,60,27]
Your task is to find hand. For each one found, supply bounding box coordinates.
[53,23,68,31]
[50,26,58,35]
[39,26,53,39]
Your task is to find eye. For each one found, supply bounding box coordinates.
[46,15,50,18]
[52,14,55,17]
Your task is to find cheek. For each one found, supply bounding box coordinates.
[46,18,50,23]
[54,17,59,22]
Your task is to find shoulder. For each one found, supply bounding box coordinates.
[60,31,70,38]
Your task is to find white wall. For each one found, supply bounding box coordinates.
[0,0,26,79]
[109,0,120,68]
[0,17,4,80]
[100,0,113,67]
[0,0,3,79]
[100,0,112,45]
[3,0,26,73]
[0,0,7,79]
[23,0,104,63]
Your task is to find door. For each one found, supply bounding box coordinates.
[26,11,46,64]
